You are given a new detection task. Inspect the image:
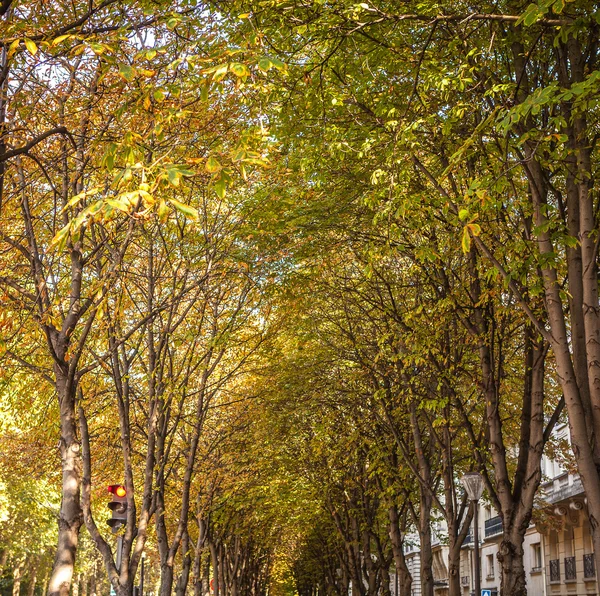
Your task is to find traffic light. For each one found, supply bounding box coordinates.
[107,484,127,531]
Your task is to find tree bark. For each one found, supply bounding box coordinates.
[209,541,219,596]
[27,564,37,596]
[174,530,191,596]
[47,371,83,596]
[388,504,412,596]
[497,533,526,596]
[13,563,22,596]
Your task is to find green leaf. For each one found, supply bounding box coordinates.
[166,165,195,186]
[49,222,72,251]
[258,58,273,72]
[214,176,226,199]
[207,63,229,81]
[206,156,221,173]
[167,168,180,186]
[89,42,105,55]
[169,198,199,220]
[201,84,209,102]
[269,56,286,71]
[118,63,135,82]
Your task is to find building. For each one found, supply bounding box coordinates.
[534,425,597,595]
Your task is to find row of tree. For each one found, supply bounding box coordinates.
[0,1,284,595]
[2,1,600,596]
[218,0,600,594]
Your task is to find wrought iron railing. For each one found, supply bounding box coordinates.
[584,553,596,579]
[484,516,503,538]
[565,556,576,580]
[549,559,560,582]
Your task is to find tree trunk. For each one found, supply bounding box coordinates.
[175,531,191,596]
[419,513,434,596]
[388,505,412,596]
[27,564,37,596]
[202,558,210,596]
[209,542,219,596]
[0,551,8,574]
[13,563,22,596]
[47,373,82,596]
[192,518,207,596]
[497,534,526,596]
[217,545,225,596]
[158,565,174,596]
[447,544,461,596]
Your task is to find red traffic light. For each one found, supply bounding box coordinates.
[107,484,128,532]
[108,484,126,498]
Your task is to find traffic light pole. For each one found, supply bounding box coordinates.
[116,534,124,574]
[139,555,145,596]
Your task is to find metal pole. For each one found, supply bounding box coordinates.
[473,499,481,596]
[116,535,123,574]
[140,556,145,596]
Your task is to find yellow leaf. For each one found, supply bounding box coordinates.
[50,222,72,251]
[52,35,72,46]
[158,199,169,223]
[64,187,100,210]
[230,63,249,78]
[105,198,131,213]
[7,39,20,58]
[24,39,37,56]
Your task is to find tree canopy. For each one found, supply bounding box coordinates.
[1,1,600,596]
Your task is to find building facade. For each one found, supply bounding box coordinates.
[400,426,598,596]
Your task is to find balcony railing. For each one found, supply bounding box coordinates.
[549,559,560,582]
[461,576,469,586]
[462,529,473,545]
[584,553,596,579]
[484,516,503,538]
[565,556,576,581]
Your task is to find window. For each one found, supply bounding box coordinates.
[550,558,560,582]
[564,528,575,558]
[541,456,547,477]
[487,554,495,579]
[549,531,559,560]
[531,543,542,572]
